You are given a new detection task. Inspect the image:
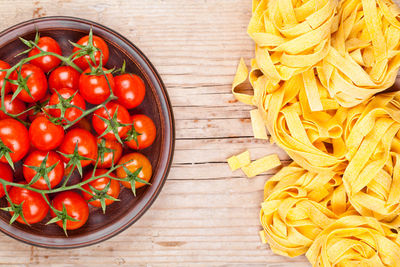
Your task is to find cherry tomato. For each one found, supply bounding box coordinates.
[50,191,89,230]
[0,95,27,120]
[82,169,120,208]
[48,66,80,93]
[0,162,13,198]
[8,185,49,224]
[116,153,152,189]
[92,102,131,141]
[23,150,64,190]
[96,138,123,168]
[0,60,11,95]
[79,67,114,104]
[48,88,86,124]
[29,116,64,151]
[10,64,48,103]
[73,35,109,70]
[0,118,29,164]
[26,94,50,122]
[29,36,62,73]
[125,114,156,150]
[59,128,98,167]
[114,74,145,109]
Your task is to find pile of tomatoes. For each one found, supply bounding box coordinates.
[0,32,157,232]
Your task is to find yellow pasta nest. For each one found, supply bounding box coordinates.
[259,164,354,257]
[230,0,400,266]
[306,216,400,266]
[318,0,400,108]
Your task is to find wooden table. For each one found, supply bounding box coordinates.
[0,1,311,266]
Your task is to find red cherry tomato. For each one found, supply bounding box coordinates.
[125,114,156,150]
[29,116,65,151]
[96,138,123,168]
[48,66,80,93]
[0,118,29,164]
[50,191,89,230]
[116,153,152,189]
[26,94,50,122]
[114,74,145,109]
[0,95,27,120]
[29,37,62,73]
[10,64,48,103]
[59,128,98,168]
[79,67,114,104]
[0,162,13,198]
[73,35,109,70]
[0,60,11,95]
[8,185,49,224]
[48,88,86,124]
[23,150,64,190]
[92,102,131,141]
[82,169,120,208]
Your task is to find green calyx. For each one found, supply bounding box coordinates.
[122,166,150,196]
[95,106,130,144]
[0,139,14,170]
[124,121,142,147]
[88,181,120,214]
[46,203,78,236]
[6,68,33,102]
[23,152,58,190]
[58,142,92,179]
[97,138,115,166]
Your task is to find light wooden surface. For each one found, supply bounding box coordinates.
[0,1,309,266]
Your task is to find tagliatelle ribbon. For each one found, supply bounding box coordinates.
[306,215,400,266]
[229,0,400,266]
[259,164,356,257]
[317,0,400,108]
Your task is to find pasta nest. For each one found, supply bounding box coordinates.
[259,164,355,257]
[318,0,400,108]
[306,216,400,267]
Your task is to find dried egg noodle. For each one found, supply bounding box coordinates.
[229,0,400,266]
[306,216,400,266]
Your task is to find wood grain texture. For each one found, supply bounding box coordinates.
[3,0,393,265]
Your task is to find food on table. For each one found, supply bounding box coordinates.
[23,150,64,190]
[0,118,29,165]
[0,94,27,120]
[28,36,62,73]
[8,185,49,224]
[59,128,98,168]
[96,138,123,169]
[92,101,131,141]
[50,191,89,231]
[48,88,86,124]
[230,0,400,266]
[29,116,65,151]
[10,64,47,103]
[82,169,120,212]
[79,67,114,104]
[117,153,152,193]
[72,34,109,70]
[0,30,156,234]
[48,66,80,92]
[114,72,145,109]
[125,114,156,150]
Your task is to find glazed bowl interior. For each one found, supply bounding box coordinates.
[0,17,174,248]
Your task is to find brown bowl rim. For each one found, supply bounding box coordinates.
[0,16,175,249]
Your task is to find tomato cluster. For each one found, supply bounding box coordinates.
[0,32,157,233]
